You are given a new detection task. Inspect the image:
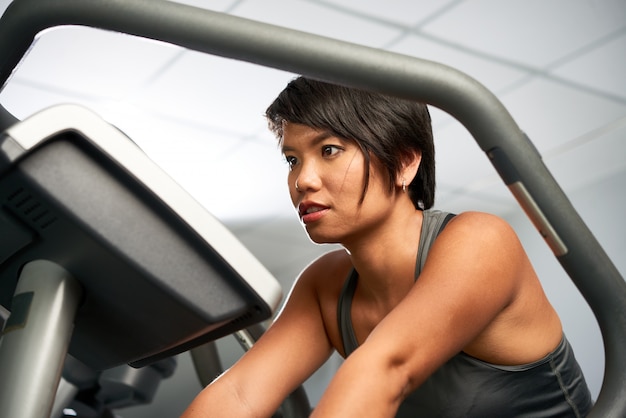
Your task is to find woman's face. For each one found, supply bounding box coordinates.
[281,123,396,245]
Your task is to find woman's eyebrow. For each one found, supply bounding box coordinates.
[281,131,335,154]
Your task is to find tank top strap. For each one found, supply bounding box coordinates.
[415,210,455,277]
[337,268,359,355]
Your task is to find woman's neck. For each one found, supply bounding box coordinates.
[344,207,424,303]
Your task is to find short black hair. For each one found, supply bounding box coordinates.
[266,76,435,210]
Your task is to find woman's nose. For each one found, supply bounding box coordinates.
[293,161,321,192]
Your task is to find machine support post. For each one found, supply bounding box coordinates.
[0,260,82,418]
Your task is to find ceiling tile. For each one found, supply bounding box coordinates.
[0,79,82,119]
[175,135,294,221]
[545,116,626,193]
[388,34,528,94]
[171,0,237,11]
[135,51,296,137]
[314,0,459,27]
[551,32,626,101]
[231,0,403,48]
[119,118,246,176]
[422,0,626,68]
[433,117,498,186]
[499,78,626,152]
[8,26,181,101]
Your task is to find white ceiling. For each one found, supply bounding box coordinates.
[0,0,624,415]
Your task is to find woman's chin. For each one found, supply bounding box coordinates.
[304,228,340,245]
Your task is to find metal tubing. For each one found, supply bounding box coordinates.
[0,1,624,415]
[0,260,82,418]
[49,378,79,418]
[190,342,223,388]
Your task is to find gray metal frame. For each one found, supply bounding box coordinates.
[0,260,82,418]
[0,0,624,417]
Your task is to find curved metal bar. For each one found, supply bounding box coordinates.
[190,342,224,388]
[1,0,624,416]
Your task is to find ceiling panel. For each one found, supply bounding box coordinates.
[499,78,626,152]
[433,120,497,186]
[231,0,403,48]
[421,0,626,68]
[545,117,626,193]
[134,50,297,137]
[551,31,626,101]
[0,78,86,118]
[314,0,460,27]
[173,0,236,11]
[187,137,293,220]
[389,34,527,94]
[12,27,181,101]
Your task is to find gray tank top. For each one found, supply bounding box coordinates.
[337,210,593,417]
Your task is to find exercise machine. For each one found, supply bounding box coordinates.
[0,1,624,417]
[0,101,285,416]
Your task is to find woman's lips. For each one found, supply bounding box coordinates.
[299,203,330,223]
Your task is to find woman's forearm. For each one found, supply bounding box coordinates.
[180,374,262,418]
[311,348,409,418]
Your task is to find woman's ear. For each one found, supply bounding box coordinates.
[397,150,422,189]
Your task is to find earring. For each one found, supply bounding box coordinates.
[295,179,300,191]
[402,179,406,193]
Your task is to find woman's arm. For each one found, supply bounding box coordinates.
[311,212,528,417]
[180,254,338,418]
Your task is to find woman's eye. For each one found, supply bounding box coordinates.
[322,145,341,157]
[285,155,297,170]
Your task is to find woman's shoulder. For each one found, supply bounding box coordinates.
[290,249,354,349]
[443,210,518,239]
[300,248,353,282]
[430,210,525,265]
[288,249,354,308]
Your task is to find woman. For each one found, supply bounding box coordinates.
[181,77,592,417]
